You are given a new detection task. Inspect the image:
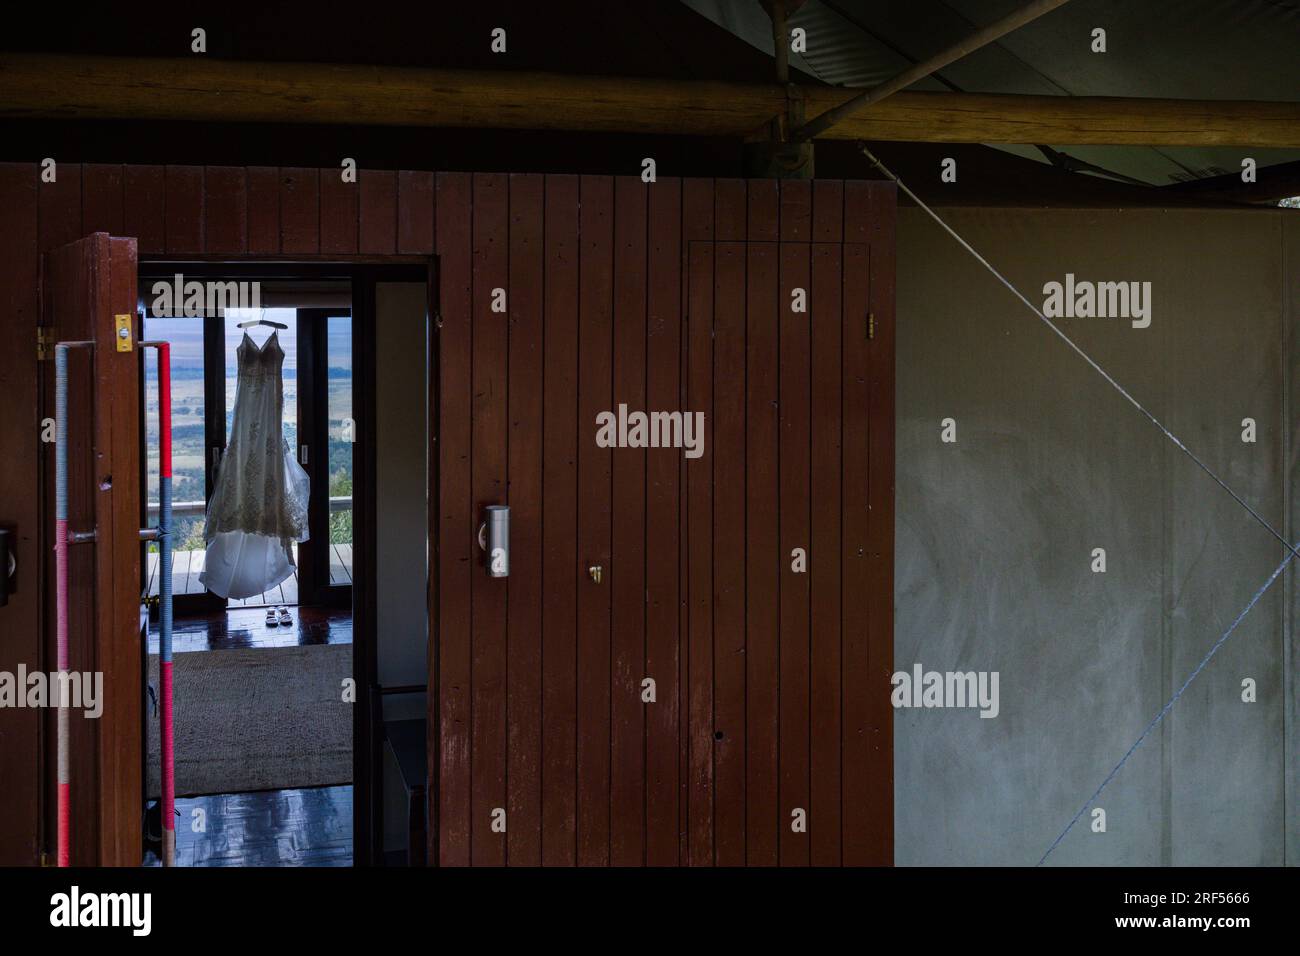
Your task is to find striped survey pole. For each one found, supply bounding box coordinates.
[53,341,93,867]
[142,340,176,866]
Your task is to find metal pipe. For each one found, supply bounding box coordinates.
[53,340,93,867]
[794,0,1072,142]
[140,340,176,866]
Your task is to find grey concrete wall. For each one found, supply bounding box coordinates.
[895,206,1296,865]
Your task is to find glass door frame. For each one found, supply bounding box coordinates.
[296,307,353,608]
[135,305,225,617]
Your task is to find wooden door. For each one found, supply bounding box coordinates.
[40,233,143,866]
[433,175,894,866]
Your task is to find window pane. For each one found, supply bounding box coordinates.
[327,314,353,585]
[142,315,206,589]
[224,309,298,445]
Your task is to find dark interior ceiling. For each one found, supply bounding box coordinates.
[3,0,1297,207]
[687,0,1300,188]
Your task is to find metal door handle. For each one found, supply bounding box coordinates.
[588,564,603,584]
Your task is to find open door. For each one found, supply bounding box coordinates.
[40,232,143,866]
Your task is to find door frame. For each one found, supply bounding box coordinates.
[138,257,433,866]
[296,306,354,609]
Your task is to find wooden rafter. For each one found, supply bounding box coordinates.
[3,54,1299,148]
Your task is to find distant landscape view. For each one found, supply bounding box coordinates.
[142,309,353,562]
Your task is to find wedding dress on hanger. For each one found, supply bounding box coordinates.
[199,330,310,599]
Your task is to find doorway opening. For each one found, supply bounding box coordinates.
[135,261,430,867]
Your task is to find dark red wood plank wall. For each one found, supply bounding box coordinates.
[0,163,893,866]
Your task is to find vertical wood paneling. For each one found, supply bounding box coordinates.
[246,167,280,254]
[6,163,894,868]
[813,180,843,244]
[809,238,844,867]
[435,172,473,866]
[711,239,747,866]
[81,165,123,235]
[780,181,812,242]
[643,178,683,866]
[39,163,83,252]
[609,177,647,866]
[778,184,812,867]
[864,184,897,867]
[745,179,780,866]
[540,175,581,865]
[715,179,746,242]
[360,170,397,255]
[164,166,204,253]
[748,179,779,243]
[123,165,165,255]
[576,175,614,866]
[204,167,248,254]
[0,164,41,865]
[398,171,436,255]
[469,173,510,866]
[810,178,844,866]
[320,168,358,255]
[841,183,874,865]
[712,179,748,866]
[506,173,544,867]
[683,177,714,865]
[280,167,320,254]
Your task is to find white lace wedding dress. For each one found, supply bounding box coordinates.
[199,330,311,599]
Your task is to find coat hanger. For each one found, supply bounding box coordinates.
[236,310,288,330]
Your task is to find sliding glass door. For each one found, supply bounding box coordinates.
[142,304,352,612]
[297,308,354,607]
[142,313,223,614]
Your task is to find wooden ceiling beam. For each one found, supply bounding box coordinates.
[3,53,1299,148]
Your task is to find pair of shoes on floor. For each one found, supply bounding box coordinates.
[264,606,293,627]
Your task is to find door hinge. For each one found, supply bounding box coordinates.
[36,326,53,360]
[867,312,875,340]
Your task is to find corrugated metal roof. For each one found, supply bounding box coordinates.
[682,0,1300,186]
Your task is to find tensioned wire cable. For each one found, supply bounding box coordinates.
[856,144,1295,864]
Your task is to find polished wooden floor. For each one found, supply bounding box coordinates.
[146,604,353,654]
[144,786,352,867]
[143,607,355,865]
